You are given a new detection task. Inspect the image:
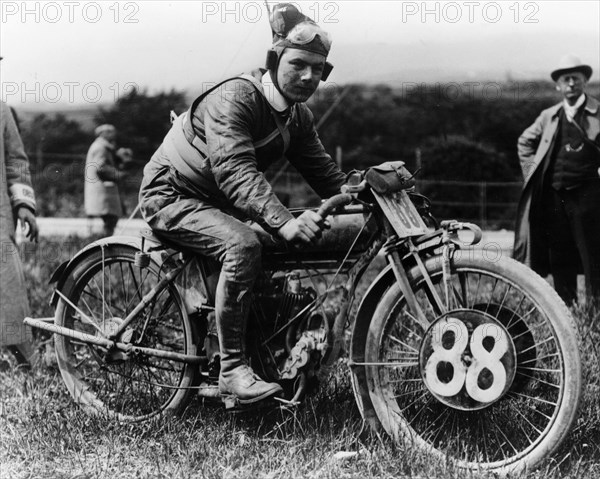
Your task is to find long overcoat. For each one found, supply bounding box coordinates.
[84,137,123,217]
[513,95,600,275]
[0,101,37,347]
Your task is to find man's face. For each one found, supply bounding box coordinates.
[276,49,326,103]
[102,130,117,143]
[556,71,587,103]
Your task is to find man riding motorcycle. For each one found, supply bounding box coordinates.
[139,3,346,406]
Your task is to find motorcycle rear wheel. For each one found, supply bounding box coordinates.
[54,245,198,422]
[365,251,581,474]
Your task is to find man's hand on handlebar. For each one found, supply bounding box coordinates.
[278,210,329,245]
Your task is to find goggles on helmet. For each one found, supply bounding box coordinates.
[267,16,334,81]
[284,21,332,51]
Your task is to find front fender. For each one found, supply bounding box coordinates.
[348,249,429,429]
[349,263,396,428]
[49,235,147,307]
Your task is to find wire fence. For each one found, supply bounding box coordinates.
[417,179,522,230]
[28,154,522,230]
[265,168,522,230]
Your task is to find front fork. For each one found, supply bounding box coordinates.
[382,220,482,327]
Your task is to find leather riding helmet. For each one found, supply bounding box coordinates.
[266,3,334,89]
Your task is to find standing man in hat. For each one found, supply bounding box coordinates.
[84,124,125,236]
[514,54,600,304]
[139,3,345,406]
[1,99,39,367]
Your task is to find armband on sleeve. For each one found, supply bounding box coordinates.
[9,183,37,213]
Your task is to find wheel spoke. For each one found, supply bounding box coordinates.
[428,409,452,446]
[491,417,519,457]
[510,402,543,437]
[91,276,115,321]
[368,361,419,368]
[387,334,420,353]
[519,352,559,365]
[406,395,435,427]
[119,262,129,314]
[505,295,526,329]
[519,335,555,354]
[508,391,558,408]
[515,371,561,389]
[419,406,450,442]
[394,386,427,400]
[399,390,431,413]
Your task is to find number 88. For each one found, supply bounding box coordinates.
[425,318,509,403]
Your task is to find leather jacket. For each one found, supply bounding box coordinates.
[140,69,346,234]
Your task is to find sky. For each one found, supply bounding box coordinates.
[1,0,599,107]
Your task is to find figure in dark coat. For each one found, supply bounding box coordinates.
[1,100,39,366]
[514,54,600,304]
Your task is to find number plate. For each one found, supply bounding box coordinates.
[373,190,428,238]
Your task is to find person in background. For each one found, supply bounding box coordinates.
[84,124,126,236]
[514,54,600,304]
[1,98,39,368]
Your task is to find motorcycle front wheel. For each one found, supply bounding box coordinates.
[365,251,581,474]
[54,245,198,422]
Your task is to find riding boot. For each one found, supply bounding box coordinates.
[203,311,221,379]
[7,341,36,370]
[216,281,282,405]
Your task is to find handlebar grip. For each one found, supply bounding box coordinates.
[316,193,354,218]
[461,222,483,245]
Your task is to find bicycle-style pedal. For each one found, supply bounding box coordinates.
[221,395,280,413]
[197,382,220,398]
[273,396,300,408]
[222,395,241,410]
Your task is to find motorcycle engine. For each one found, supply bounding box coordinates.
[250,272,335,386]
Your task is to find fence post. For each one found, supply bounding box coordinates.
[479,182,487,229]
[335,146,342,168]
[36,145,43,170]
[415,147,421,171]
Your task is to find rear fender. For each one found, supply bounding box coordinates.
[49,235,159,307]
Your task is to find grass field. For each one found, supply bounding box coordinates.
[1,236,599,479]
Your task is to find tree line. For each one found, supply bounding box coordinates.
[15,81,600,225]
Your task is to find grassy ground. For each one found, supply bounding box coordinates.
[1,237,599,479]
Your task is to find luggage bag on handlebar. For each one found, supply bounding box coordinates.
[365,161,415,194]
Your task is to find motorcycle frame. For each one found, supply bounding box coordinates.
[25,191,473,373]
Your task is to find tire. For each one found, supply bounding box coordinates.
[54,245,198,422]
[365,251,581,474]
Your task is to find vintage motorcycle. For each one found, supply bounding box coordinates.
[25,161,581,475]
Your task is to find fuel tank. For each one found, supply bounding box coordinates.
[257,206,380,265]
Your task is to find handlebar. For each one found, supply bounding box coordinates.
[316,193,355,218]
[340,179,368,194]
[440,220,483,246]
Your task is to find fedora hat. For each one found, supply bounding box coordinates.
[551,54,593,82]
